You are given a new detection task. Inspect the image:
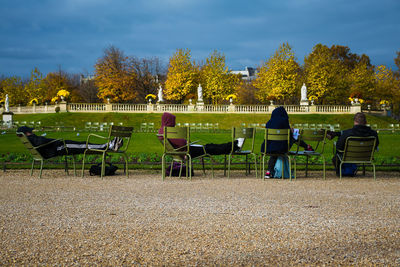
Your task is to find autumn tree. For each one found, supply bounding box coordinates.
[0,76,26,105]
[303,44,349,104]
[164,49,199,102]
[131,57,166,102]
[42,69,73,102]
[375,65,400,108]
[200,50,241,104]
[348,62,375,102]
[254,43,300,104]
[24,67,47,104]
[94,46,138,103]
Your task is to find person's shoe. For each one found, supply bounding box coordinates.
[114,137,124,151]
[264,171,271,179]
[109,137,117,150]
[305,145,314,152]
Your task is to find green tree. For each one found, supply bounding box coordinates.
[254,43,300,104]
[164,49,199,102]
[375,65,400,107]
[200,50,241,104]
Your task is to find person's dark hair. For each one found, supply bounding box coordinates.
[354,112,367,125]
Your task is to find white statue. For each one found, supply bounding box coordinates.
[5,94,9,112]
[157,85,163,102]
[301,83,307,101]
[197,84,203,102]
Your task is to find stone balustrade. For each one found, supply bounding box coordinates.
[6,103,361,114]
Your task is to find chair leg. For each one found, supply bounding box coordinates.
[305,156,309,177]
[227,154,232,179]
[162,154,166,181]
[123,153,129,178]
[188,155,192,181]
[81,151,87,178]
[224,155,227,176]
[39,160,43,179]
[31,160,35,176]
[339,162,343,179]
[100,153,106,179]
[288,156,292,181]
[372,163,376,180]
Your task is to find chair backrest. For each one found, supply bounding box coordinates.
[232,127,255,152]
[16,132,44,160]
[342,136,376,163]
[163,126,189,154]
[299,129,327,153]
[263,128,291,153]
[109,125,134,151]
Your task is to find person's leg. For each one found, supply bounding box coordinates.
[56,140,108,155]
[267,156,278,177]
[189,145,206,158]
[204,141,237,155]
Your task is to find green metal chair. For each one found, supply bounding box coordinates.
[226,127,257,178]
[17,132,76,178]
[291,129,327,179]
[81,125,134,178]
[160,126,214,180]
[147,122,155,132]
[336,136,377,180]
[140,122,147,132]
[260,128,292,180]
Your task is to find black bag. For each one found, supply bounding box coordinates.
[89,163,118,176]
[166,161,194,177]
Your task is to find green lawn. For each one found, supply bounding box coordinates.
[2,112,399,169]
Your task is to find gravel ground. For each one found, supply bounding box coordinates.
[0,169,399,266]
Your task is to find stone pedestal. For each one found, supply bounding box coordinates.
[196,102,204,111]
[309,105,317,113]
[350,104,361,114]
[228,104,235,113]
[147,104,154,112]
[106,103,112,112]
[300,100,309,106]
[188,104,195,112]
[2,112,14,128]
[59,101,68,112]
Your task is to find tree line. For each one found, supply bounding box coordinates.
[1,43,399,113]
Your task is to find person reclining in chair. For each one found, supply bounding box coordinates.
[157,112,239,158]
[327,112,379,175]
[16,126,123,159]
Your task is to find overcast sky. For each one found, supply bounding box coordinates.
[1,0,399,77]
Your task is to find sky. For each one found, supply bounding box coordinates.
[1,0,399,77]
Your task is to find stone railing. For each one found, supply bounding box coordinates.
[5,103,361,114]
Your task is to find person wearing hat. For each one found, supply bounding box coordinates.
[17,126,122,159]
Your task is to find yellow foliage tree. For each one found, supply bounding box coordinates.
[200,50,241,105]
[42,71,72,102]
[0,76,26,105]
[303,44,348,104]
[94,46,138,103]
[254,43,300,103]
[24,67,47,104]
[348,62,375,101]
[164,49,199,102]
[375,65,400,107]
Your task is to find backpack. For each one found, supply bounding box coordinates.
[89,163,118,176]
[341,163,358,177]
[274,156,291,179]
[166,161,194,177]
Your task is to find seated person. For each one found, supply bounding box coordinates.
[261,106,313,178]
[327,112,379,175]
[17,126,123,159]
[157,112,239,158]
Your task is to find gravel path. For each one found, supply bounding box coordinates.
[1,170,399,266]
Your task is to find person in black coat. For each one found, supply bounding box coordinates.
[327,112,379,174]
[17,126,121,159]
[261,106,312,178]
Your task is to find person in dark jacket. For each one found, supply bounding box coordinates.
[17,126,122,159]
[261,106,312,178]
[327,112,379,175]
[158,112,238,158]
